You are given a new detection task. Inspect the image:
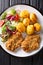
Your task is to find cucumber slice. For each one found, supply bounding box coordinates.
[9,25,16,31]
[5,21,10,25]
[7,9,16,15]
[1,12,7,19]
[2,24,6,33]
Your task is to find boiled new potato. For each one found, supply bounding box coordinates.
[27,25,34,35]
[30,13,37,23]
[16,22,25,32]
[34,23,41,32]
[20,10,30,18]
[23,18,30,26]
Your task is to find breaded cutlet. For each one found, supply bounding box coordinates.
[21,34,41,52]
[6,32,23,51]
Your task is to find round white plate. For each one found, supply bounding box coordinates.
[0,5,43,57]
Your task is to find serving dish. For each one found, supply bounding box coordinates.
[0,5,43,57]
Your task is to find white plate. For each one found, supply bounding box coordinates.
[0,5,43,57]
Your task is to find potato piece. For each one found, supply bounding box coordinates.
[30,13,37,23]
[23,18,30,26]
[34,23,41,32]
[16,22,25,32]
[20,10,30,18]
[27,25,34,35]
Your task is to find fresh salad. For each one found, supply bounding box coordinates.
[0,9,22,42]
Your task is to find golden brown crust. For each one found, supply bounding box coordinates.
[6,32,23,51]
[21,34,40,52]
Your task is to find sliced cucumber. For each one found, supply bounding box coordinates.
[1,12,7,19]
[2,24,6,33]
[7,9,16,15]
[9,25,16,31]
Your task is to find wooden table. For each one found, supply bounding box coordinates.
[0,0,43,65]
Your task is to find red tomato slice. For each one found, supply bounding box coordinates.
[0,20,5,27]
[10,14,20,21]
[15,14,19,21]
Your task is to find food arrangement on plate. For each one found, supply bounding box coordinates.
[0,8,41,52]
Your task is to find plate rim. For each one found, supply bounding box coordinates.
[0,4,43,16]
[0,45,42,58]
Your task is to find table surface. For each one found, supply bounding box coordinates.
[0,0,43,65]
